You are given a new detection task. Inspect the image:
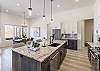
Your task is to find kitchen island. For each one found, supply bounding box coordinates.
[12,40,67,71]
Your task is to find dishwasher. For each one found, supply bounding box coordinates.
[50,52,60,71]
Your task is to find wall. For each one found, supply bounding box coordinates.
[30,6,94,39]
[94,0,100,43]
[0,12,30,47]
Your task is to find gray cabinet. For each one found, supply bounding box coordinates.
[59,44,66,65]
[52,29,61,40]
[21,55,37,71]
[68,39,77,50]
[12,51,39,71]
[50,52,60,71]
[12,51,21,71]
[41,57,50,71]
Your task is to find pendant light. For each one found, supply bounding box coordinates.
[28,0,32,16]
[50,0,54,23]
[43,0,46,21]
[23,12,26,27]
[22,12,27,38]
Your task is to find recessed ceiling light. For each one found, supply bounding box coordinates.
[57,5,60,8]
[16,3,20,6]
[6,10,8,12]
[75,0,79,2]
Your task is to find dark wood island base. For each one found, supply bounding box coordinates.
[12,40,67,71]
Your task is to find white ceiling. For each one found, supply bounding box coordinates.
[0,0,95,18]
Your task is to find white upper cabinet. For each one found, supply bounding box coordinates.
[51,22,61,29]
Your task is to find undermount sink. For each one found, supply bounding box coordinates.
[48,43,60,47]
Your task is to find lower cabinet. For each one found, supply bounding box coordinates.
[41,57,50,71]
[12,51,21,71]
[21,55,37,71]
[68,39,77,50]
[50,52,60,71]
[12,51,38,71]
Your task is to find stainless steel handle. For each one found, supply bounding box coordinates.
[52,52,59,60]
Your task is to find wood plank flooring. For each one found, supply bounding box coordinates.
[59,47,91,71]
[0,48,12,71]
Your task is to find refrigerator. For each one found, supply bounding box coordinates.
[52,29,61,40]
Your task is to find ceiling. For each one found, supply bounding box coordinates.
[0,0,95,19]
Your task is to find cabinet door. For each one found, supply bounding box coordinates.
[52,29,61,40]
[50,52,59,71]
[41,60,50,71]
[12,51,21,71]
[21,55,37,71]
[68,40,77,50]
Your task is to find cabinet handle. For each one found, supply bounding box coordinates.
[51,52,59,60]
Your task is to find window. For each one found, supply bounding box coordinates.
[5,25,14,38]
[15,26,22,37]
[5,25,29,39]
[30,27,40,37]
[22,27,28,37]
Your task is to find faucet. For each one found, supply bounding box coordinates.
[50,34,54,44]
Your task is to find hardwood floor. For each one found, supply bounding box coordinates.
[59,47,91,71]
[0,47,91,71]
[0,48,12,71]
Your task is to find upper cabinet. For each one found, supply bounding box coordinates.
[51,22,61,29]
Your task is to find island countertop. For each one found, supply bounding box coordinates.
[12,40,66,62]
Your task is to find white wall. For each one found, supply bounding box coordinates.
[30,6,94,38]
[94,0,100,43]
[77,20,85,48]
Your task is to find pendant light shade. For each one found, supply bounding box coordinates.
[28,0,32,16]
[43,15,46,20]
[43,0,46,21]
[50,18,54,23]
[28,8,32,16]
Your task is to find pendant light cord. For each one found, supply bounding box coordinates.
[30,0,31,8]
[24,12,25,26]
[51,0,53,21]
[43,0,45,16]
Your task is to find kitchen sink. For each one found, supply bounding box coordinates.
[48,43,60,47]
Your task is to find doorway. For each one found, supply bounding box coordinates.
[77,19,94,48]
[84,19,94,44]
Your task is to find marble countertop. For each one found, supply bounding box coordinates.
[87,42,100,48]
[12,40,66,62]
